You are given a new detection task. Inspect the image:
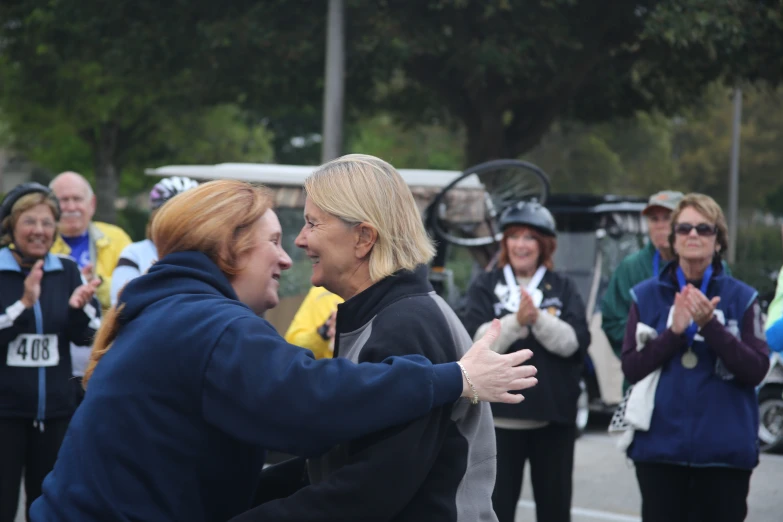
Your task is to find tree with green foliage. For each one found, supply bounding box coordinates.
[0,0,311,221]
[343,0,783,166]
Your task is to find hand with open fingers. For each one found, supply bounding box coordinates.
[685,284,721,327]
[516,289,539,326]
[459,319,538,404]
[21,260,44,308]
[671,288,693,335]
[69,278,101,309]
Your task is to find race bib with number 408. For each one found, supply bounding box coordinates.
[6,334,59,368]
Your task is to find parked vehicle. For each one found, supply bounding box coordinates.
[758,353,783,452]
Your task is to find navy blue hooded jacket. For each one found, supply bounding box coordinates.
[30,251,462,522]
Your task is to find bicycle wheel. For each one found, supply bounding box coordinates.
[427,159,551,247]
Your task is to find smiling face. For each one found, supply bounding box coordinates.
[294,198,366,298]
[504,225,541,277]
[673,206,718,264]
[50,173,96,237]
[12,203,57,259]
[230,209,292,315]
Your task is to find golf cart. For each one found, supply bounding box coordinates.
[425,160,649,432]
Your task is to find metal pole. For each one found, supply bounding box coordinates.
[727,87,742,264]
[321,0,345,163]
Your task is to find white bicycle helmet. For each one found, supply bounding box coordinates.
[149,176,199,210]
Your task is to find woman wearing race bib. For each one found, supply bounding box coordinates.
[461,201,591,522]
[620,193,770,522]
[0,183,100,522]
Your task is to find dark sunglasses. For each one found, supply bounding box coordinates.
[674,223,717,236]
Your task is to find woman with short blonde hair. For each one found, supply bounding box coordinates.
[235,155,510,522]
[304,154,435,282]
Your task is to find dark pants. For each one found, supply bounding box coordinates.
[72,376,85,407]
[0,418,70,522]
[492,423,576,522]
[635,462,751,522]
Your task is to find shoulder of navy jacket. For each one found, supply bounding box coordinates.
[656,264,678,289]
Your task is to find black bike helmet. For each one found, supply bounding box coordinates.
[149,176,199,210]
[498,200,556,237]
[0,182,61,238]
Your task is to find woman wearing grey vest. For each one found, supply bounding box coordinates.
[621,193,770,522]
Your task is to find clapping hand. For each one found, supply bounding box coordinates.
[670,286,693,335]
[21,260,44,308]
[69,278,101,309]
[685,284,721,327]
[515,289,539,326]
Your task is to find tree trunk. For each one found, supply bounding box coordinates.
[92,123,120,224]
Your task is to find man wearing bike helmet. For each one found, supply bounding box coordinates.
[110,177,199,306]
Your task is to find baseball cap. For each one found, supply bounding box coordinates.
[642,190,684,215]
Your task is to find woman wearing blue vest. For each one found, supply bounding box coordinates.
[621,193,770,522]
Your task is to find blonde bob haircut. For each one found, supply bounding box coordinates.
[305,154,436,282]
[84,180,272,389]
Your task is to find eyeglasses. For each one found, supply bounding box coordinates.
[674,223,717,237]
[19,218,57,230]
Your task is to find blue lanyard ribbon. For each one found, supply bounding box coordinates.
[652,250,661,275]
[675,264,714,346]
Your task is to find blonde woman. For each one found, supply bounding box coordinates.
[621,194,770,522]
[30,179,537,522]
[233,154,512,522]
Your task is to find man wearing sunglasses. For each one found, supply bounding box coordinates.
[601,191,733,388]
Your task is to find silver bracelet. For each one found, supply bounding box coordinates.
[456,362,479,405]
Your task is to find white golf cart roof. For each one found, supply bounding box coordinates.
[145,162,480,190]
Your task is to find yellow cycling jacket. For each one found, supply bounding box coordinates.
[284,286,343,359]
[51,221,132,310]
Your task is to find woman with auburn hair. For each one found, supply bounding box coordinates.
[461,200,591,522]
[620,193,769,522]
[29,179,538,522]
[233,154,523,522]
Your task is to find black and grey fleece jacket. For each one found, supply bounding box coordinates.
[242,265,498,522]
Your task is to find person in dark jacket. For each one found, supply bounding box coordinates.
[232,154,518,522]
[620,193,770,522]
[29,179,538,522]
[0,183,100,522]
[461,200,592,522]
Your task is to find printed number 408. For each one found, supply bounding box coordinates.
[16,337,51,361]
